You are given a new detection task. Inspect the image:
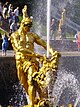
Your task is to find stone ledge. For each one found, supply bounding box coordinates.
[0,57,18,89]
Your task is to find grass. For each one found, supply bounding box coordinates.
[19,14,23,23]
[0,29,8,39]
[66,33,75,41]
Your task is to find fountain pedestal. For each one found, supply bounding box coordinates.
[0,56,27,106]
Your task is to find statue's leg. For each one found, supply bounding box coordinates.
[16,60,28,93]
[36,85,43,99]
[27,65,36,107]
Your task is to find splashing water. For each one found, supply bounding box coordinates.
[9,82,27,107]
[31,0,47,36]
[51,69,80,106]
[74,97,80,107]
[31,1,80,106]
[47,0,51,57]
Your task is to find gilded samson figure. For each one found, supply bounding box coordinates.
[10,5,61,107]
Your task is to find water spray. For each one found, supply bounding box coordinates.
[47,0,51,57]
[74,96,80,107]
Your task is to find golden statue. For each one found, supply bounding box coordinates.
[68,104,74,107]
[60,105,65,107]
[10,6,61,107]
[60,104,74,107]
[22,5,28,19]
[58,9,66,38]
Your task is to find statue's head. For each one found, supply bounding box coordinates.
[20,17,32,32]
[21,4,32,27]
[21,17,32,28]
[19,5,33,32]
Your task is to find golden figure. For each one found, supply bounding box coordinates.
[22,5,28,19]
[68,104,74,107]
[58,9,66,32]
[60,105,65,107]
[58,9,66,38]
[10,6,61,107]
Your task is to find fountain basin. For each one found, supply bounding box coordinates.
[0,56,27,106]
[0,54,80,106]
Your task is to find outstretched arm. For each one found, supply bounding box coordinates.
[34,33,47,50]
[34,33,61,57]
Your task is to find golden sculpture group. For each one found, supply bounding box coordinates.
[10,5,61,107]
[58,8,66,38]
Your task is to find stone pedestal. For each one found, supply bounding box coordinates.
[0,56,27,106]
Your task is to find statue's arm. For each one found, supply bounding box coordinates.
[34,33,61,56]
[34,34,55,52]
[34,33,47,50]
